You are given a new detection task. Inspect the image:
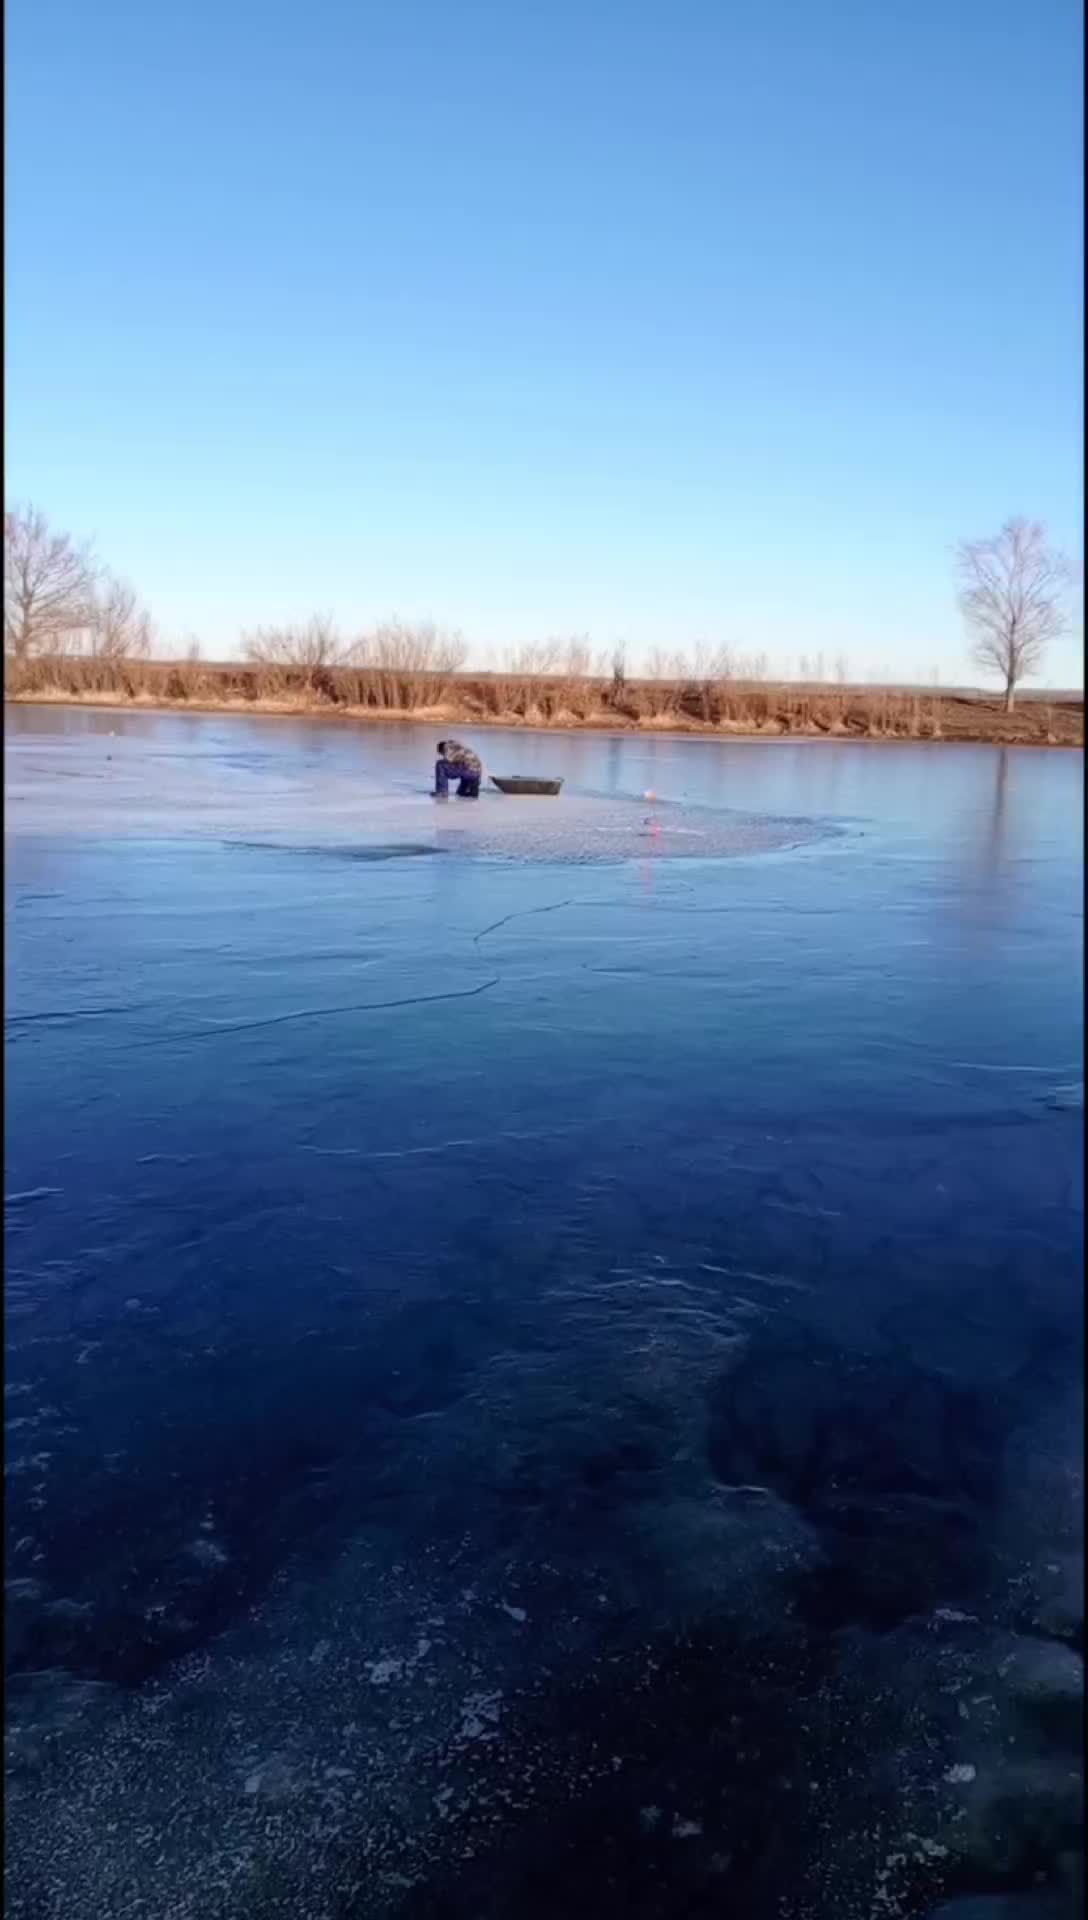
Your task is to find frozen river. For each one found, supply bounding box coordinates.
[5,707,1084,1919]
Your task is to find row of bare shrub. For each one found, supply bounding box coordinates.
[11,649,1081,742]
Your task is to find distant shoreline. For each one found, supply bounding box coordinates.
[6,685,1082,748]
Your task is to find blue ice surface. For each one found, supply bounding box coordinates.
[4,707,1084,1918]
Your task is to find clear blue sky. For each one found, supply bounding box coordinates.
[6,0,1083,682]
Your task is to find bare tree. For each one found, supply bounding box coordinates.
[90,573,154,659]
[502,637,593,679]
[242,614,350,673]
[4,503,98,658]
[503,639,563,675]
[561,635,593,678]
[691,641,733,681]
[834,652,850,684]
[738,649,768,681]
[355,618,466,674]
[957,517,1070,711]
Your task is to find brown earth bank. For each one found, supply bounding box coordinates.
[4,655,1083,746]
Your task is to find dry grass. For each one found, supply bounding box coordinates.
[4,653,1083,746]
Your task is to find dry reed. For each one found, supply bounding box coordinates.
[4,654,1082,746]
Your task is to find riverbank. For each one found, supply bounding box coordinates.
[5,657,1083,746]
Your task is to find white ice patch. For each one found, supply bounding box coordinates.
[365,1657,404,1686]
[185,1537,228,1569]
[672,1815,703,1839]
[1043,1082,1083,1109]
[457,1690,502,1743]
[430,791,828,866]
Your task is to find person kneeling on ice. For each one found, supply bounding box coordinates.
[434,739,482,798]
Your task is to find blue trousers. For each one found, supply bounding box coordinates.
[435,760,480,797]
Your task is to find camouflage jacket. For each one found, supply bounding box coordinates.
[441,740,482,774]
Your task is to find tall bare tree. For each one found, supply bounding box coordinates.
[91,573,154,659]
[957,517,1070,711]
[4,503,98,658]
